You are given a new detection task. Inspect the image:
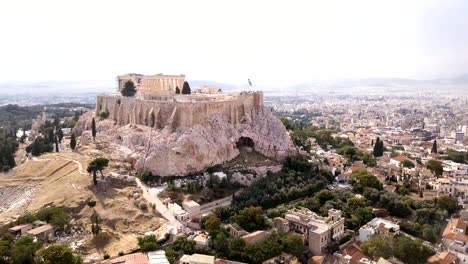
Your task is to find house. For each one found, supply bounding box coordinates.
[278,208,345,255]
[193,233,210,248]
[148,250,170,264]
[273,217,290,233]
[226,224,249,238]
[426,251,459,264]
[213,172,227,181]
[8,224,33,237]
[263,253,300,264]
[26,224,54,242]
[335,241,375,264]
[357,218,399,241]
[241,230,271,245]
[183,200,201,219]
[100,252,149,264]
[180,254,215,264]
[389,156,407,168]
[168,203,190,222]
[442,218,468,253]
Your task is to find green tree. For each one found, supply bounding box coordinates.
[37,244,82,264]
[181,81,191,95]
[121,80,137,97]
[175,86,180,94]
[402,159,415,168]
[228,238,246,260]
[54,136,59,152]
[350,168,383,192]
[202,214,221,234]
[56,127,64,143]
[436,196,460,215]
[10,237,42,264]
[137,235,160,252]
[87,158,109,185]
[91,118,96,142]
[373,137,382,157]
[70,133,77,151]
[36,207,70,230]
[280,233,304,257]
[362,235,394,260]
[426,159,443,177]
[393,236,434,264]
[26,136,53,157]
[431,140,437,154]
[0,239,12,264]
[232,206,265,232]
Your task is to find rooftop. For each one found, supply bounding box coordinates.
[180,254,215,264]
[148,250,170,264]
[27,224,53,235]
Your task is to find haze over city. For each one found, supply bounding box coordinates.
[1,0,468,87]
[2,1,468,264]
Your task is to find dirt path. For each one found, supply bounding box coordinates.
[135,179,184,232]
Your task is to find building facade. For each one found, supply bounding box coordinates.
[117,73,185,94]
[276,207,345,255]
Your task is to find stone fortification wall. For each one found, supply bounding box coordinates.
[96,92,264,130]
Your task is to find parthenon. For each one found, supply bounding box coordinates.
[117,73,185,94]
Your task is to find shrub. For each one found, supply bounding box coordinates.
[98,109,109,119]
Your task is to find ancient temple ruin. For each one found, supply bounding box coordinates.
[98,73,264,130]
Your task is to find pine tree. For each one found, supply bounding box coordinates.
[373,137,380,157]
[378,140,384,156]
[175,86,180,94]
[121,80,137,97]
[182,81,191,95]
[70,133,77,151]
[431,139,437,154]
[54,114,60,128]
[56,127,64,143]
[54,136,59,152]
[91,118,96,142]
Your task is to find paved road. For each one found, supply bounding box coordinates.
[135,179,184,232]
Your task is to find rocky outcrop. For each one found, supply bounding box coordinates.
[75,107,295,177]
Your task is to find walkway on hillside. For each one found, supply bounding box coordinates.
[135,178,184,232]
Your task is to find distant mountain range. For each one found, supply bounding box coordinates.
[1,74,468,105]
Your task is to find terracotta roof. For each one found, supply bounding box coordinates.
[8,224,31,232]
[454,219,467,230]
[392,156,407,162]
[376,223,389,233]
[309,256,325,264]
[108,253,149,264]
[427,251,458,264]
[27,224,53,236]
[341,242,372,264]
[443,218,468,242]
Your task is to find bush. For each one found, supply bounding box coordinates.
[139,202,148,211]
[137,235,160,252]
[103,253,110,259]
[98,110,109,119]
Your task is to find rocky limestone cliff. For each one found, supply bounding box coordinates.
[75,107,295,176]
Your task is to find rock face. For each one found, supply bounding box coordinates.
[76,107,295,177]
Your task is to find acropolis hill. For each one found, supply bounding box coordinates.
[76,73,295,176]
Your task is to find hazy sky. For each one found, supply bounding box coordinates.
[1,0,467,86]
